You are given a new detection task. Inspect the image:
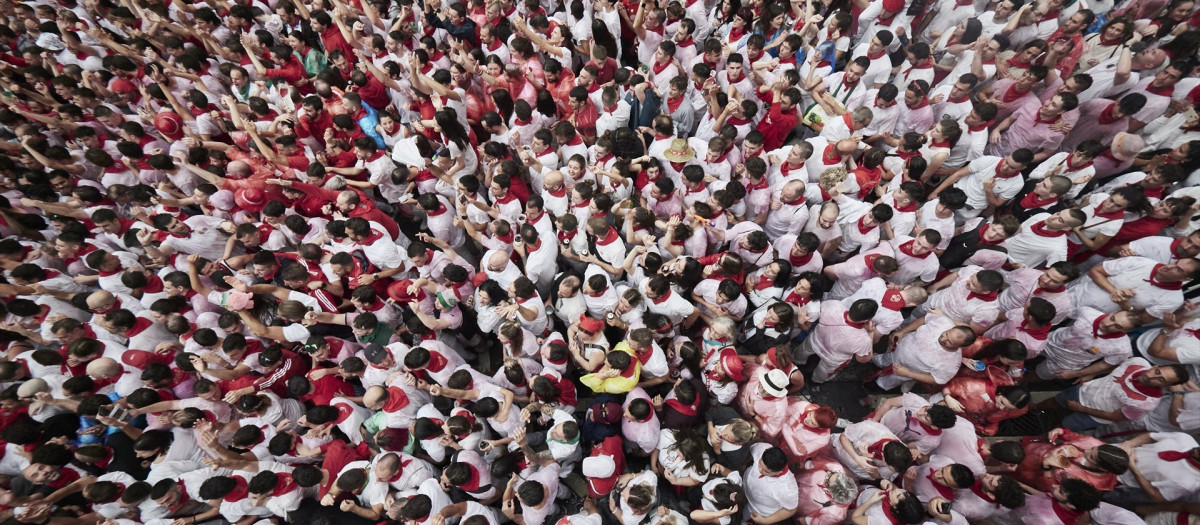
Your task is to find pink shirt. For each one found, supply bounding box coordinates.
[805,301,874,364]
[987,100,1067,157]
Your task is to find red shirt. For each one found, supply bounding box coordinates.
[320,26,358,65]
[263,56,306,84]
[756,102,800,151]
[301,373,355,406]
[349,204,401,241]
[296,110,334,145]
[354,75,391,112]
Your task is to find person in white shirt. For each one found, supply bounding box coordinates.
[741,443,799,522]
[1004,209,1087,269]
[1068,256,1197,319]
[930,149,1033,222]
[875,314,976,390]
[796,299,878,382]
[1037,307,1138,381]
[832,419,914,481]
[1045,357,1187,431]
[1114,432,1200,504]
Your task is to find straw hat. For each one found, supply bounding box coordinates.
[662,138,695,163]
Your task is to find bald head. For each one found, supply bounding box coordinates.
[86,291,115,310]
[227,161,252,178]
[783,179,806,200]
[86,357,120,379]
[544,170,564,188]
[362,385,386,409]
[487,251,509,272]
[835,139,859,155]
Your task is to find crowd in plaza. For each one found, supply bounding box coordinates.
[0,0,1199,522]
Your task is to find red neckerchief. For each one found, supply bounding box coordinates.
[1092,315,1125,339]
[867,48,887,60]
[382,386,410,412]
[898,240,931,259]
[1035,110,1063,126]
[1099,32,1124,46]
[271,473,299,496]
[1146,82,1174,97]
[1065,155,1092,171]
[223,476,250,503]
[745,175,769,191]
[926,471,957,500]
[969,480,998,505]
[994,160,1020,179]
[426,203,448,217]
[1051,500,1083,525]
[1139,183,1166,200]
[784,290,811,307]
[894,199,918,213]
[881,289,906,311]
[877,9,900,26]
[822,144,842,165]
[1002,83,1029,103]
[651,289,672,304]
[967,289,998,302]
[844,312,868,329]
[780,159,805,178]
[856,215,875,235]
[1146,263,1183,290]
[665,94,685,113]
[968,120,991,132]
[930,137,952,148]
[1117,368,1165,400]
[789,248,814,266]
[1097,103,1121,125]
[1019,319,1051,340]
[426,352,448,373]
[595,228,620,246]
[1007,54,1033,70]
[665,394,700,415]
[1021,192,1059,208]
[753,274,777,290]
[1158,450,1200,469]
[867,438,897,458]
[652,59,673,75]
[1171,237,1187,258]
[1029,220,1067,238]
[906,95,930,110]
[1035,283,1066,295]
[1093,203,1125,220]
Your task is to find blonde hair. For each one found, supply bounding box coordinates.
[729,419,758,444]
[818,166,848,191]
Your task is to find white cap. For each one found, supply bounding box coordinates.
[581,455,616,478]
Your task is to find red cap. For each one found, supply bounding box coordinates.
[882,0,904,13]
[234,187,267,212]
[387,279,425,303]
[721,350,744,382]
[579,314,605,335]
[155,111,184,141]
[110,78,136,93]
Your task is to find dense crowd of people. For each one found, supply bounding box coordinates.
[0,0,1198,522]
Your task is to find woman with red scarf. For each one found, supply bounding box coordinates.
[778,398,837,465]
